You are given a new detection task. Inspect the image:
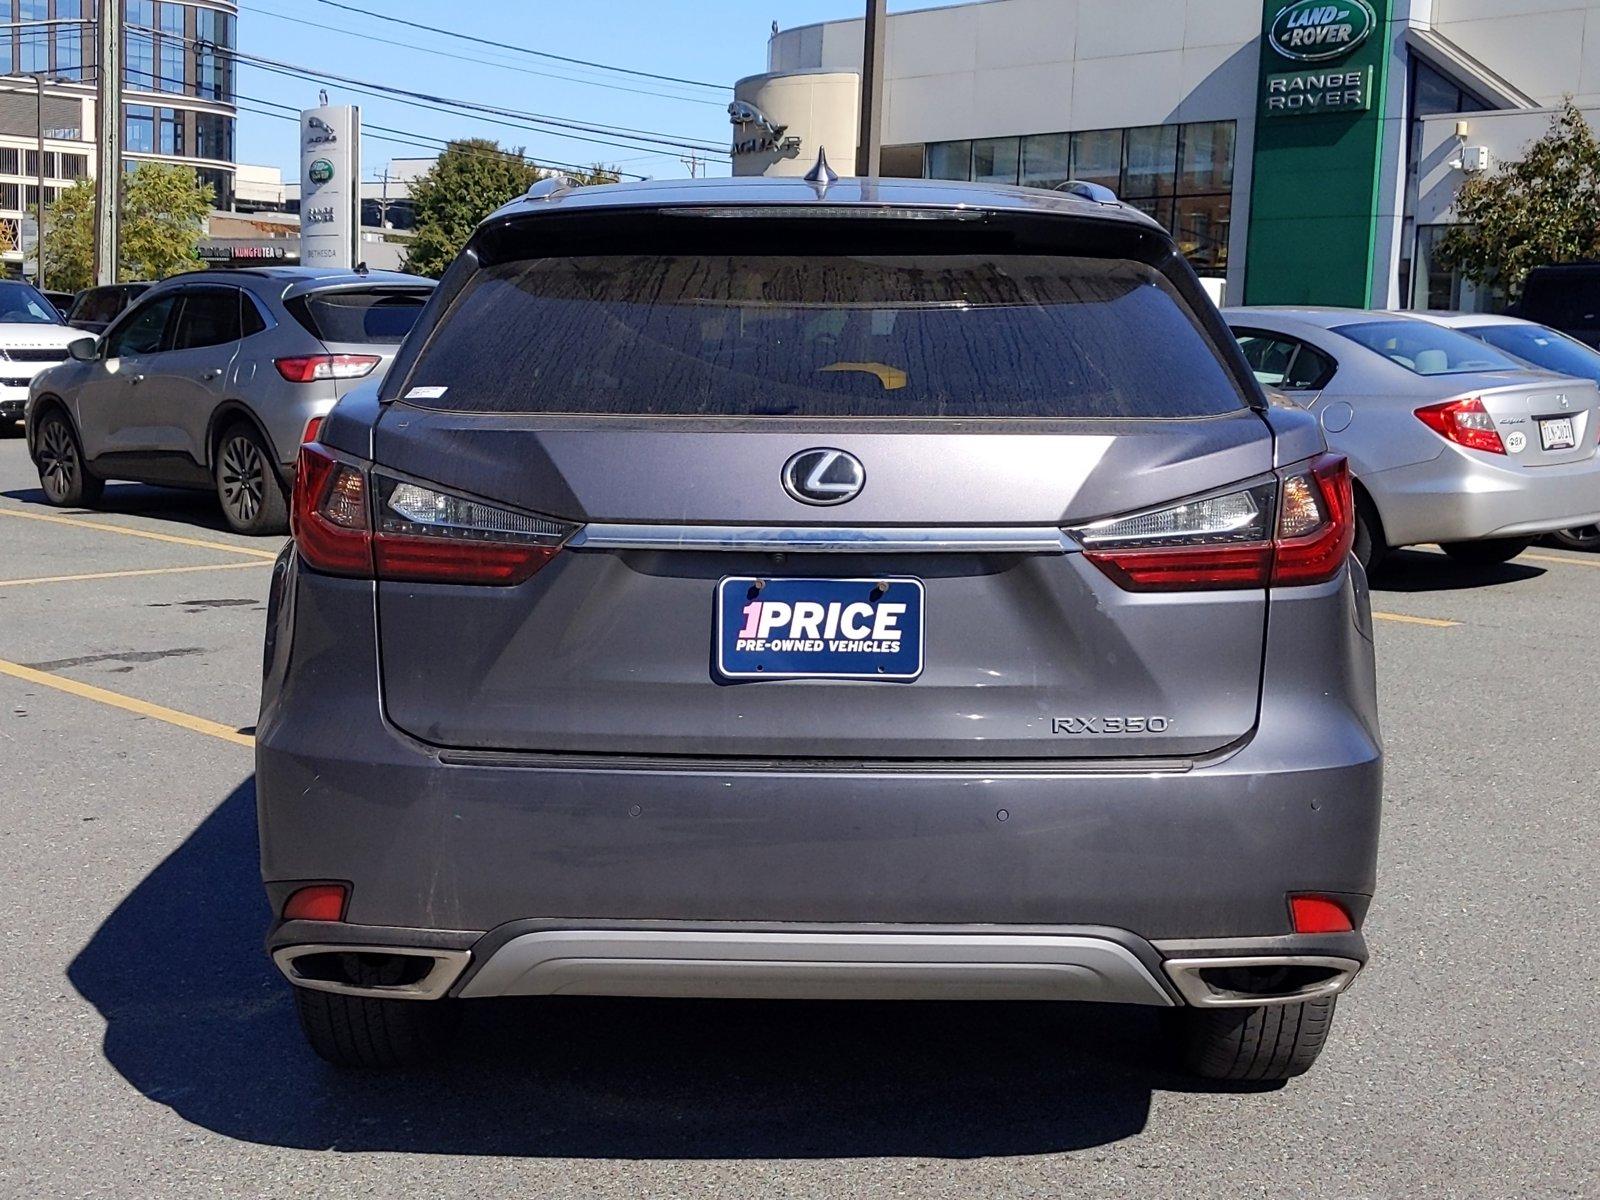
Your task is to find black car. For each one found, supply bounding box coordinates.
[65,282,150,334]
[1509,263,1600,348]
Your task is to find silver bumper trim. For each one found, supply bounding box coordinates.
[458,929,1175,1004]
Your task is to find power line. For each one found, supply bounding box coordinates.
[238,1,724,108]
[231,91,647,180]
[313,0,728,91]
[129,25,729,160]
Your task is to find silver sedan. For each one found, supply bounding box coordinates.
[1224,307,1600,571]
[1408,310,1600,551]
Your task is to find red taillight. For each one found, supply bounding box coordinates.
[1084,543,1274,591]
[1272,454,1355,586]
[290,444,576,585]
[1290,894,1354,934]
[1076,454,1353,591]
[374,535,560,585]
[292,443,373,576]
[1414,396,1505,454]
[274,354,381,383]
[301,415,324,445]
[282,883,348,922]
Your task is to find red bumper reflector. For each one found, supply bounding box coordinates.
[283,884,348,922]
[1290,894,1354,934]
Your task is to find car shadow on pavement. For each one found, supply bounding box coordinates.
[66,777,1258,1160]
[1371,548,1546,594]
[2,483,240,536]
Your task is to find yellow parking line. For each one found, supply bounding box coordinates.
[0,505,280,559]
[1373,611,1459,628]
[0,657,254,748]
[1522,552,1600,570]
[0,561,271,588]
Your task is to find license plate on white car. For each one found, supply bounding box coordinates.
[1539,416,1576,451]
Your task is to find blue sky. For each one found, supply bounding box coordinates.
[235,0,966,184]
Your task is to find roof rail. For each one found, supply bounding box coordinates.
[1053,179,1121,205]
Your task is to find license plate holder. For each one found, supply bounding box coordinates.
[715,576,925,680]
[1538,415,1576,451]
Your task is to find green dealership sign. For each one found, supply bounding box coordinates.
[1245,0,1392,307]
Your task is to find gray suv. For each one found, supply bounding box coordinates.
[27,267,434,534]
[258,177,1382,1081]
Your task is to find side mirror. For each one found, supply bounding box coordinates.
[67,336,99,362]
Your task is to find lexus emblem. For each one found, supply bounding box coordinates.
[782,448,864,506]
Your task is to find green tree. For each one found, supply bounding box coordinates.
[1437,100,1600,298]
[403,139,545,278]
[40,163,213,291]
[403,141,622,277]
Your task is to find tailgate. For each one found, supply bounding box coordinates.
[373,414,1274,760]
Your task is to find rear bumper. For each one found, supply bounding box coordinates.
[1368,445,1600,545]
[257,562,1383,955]
[267,919,1367,1007]
[0,393,25,422]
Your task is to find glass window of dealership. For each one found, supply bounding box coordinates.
[0,0,237,212]
[922,122,1237,274]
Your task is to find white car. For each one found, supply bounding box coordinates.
[0,280,87,436]
[1409,311,1600,550]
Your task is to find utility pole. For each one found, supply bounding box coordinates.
[34,72,45,290]
[93,0,120,286]
[679,152,701,179]
[854,0,886,177]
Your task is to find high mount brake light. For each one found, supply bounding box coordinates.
[275,354,381,383]
[292,444,578,585]
[1071,454,1353,591]
[1414,396,1506,454]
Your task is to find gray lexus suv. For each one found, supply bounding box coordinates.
[27,266,434,534]
[258,175,1382,1081]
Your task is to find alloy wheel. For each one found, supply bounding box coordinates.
[219,435,266,526]
[1552,524,1600,552]
[38,419,79,502]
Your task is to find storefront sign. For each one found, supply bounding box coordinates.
[198,240,298,264]
[1263,66,1372,116]
[1267,0,1377,63]
[729,99,800,156]
[299,105,359,269]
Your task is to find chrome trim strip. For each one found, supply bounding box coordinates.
[1162,955,1362,1008]
[272,945,472,1001]
[568,524,1075,554]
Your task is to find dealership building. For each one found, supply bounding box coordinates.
[734,0,1600,310]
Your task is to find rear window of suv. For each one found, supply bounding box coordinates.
[400,254,1248,418]
[290,288,431,344]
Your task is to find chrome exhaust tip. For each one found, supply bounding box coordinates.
[1163,955,1361,1008]
[272,944,471,1001]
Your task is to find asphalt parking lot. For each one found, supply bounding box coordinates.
[0,433,1595,1198]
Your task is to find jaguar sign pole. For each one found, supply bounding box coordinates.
[299,104,360,270]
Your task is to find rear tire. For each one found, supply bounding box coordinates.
[215,421,288,536]
[1175,996,1338,1081]
[1351,489,1387,576]
[33,409,103,507]
[1551,523,1600,552]
[1440,537,1532,566]
[292,986,459,1069]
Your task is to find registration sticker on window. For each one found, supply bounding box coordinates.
[715,577,924,680]
[406,385,449,400]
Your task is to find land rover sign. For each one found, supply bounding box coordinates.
[1268,0,1377,62]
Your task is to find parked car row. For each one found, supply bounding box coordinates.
[1227,306,1600,571]
[12,267,435,533]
